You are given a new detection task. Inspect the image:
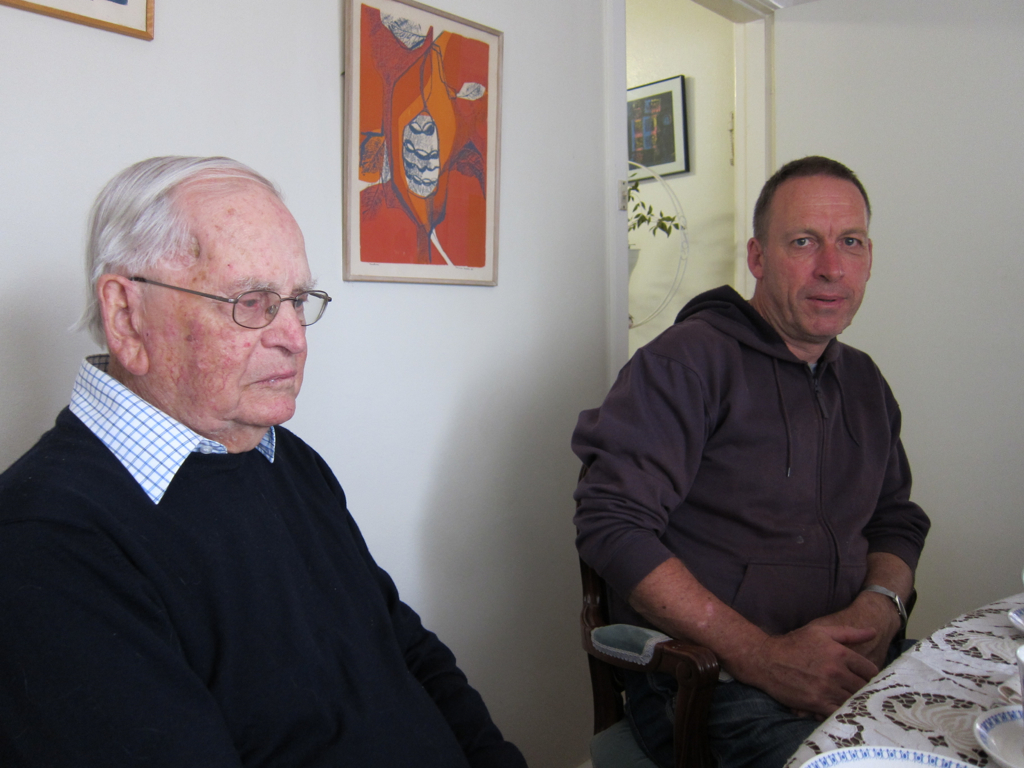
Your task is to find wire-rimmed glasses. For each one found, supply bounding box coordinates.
[130,277,331,329]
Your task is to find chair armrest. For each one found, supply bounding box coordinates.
[577,554,719,767]
[585,624,720,768]
[585,624,719,681]
[591,624,672,665]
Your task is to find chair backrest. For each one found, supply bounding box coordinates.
[576,463,719,768]
[576,464,627,733]
[579,556,628,734]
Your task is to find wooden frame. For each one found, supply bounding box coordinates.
[0,0,153,40]
[628,76,689,180]
[343,0,502,285]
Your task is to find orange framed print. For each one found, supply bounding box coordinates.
[343,0,502,285]
[0,0,153,40]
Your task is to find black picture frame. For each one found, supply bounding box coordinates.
[627,75,689,179]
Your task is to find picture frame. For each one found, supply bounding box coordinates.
[343,0,502,285]
[627,75,689,180]
[0,0,153,40]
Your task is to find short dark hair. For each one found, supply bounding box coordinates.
[752,156,871,243]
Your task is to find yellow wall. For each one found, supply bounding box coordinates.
[626,0,737,353]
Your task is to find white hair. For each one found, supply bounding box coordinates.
[76,156,282,347]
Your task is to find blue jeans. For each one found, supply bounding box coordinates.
[622,639,914,768]
[623,671,817,768]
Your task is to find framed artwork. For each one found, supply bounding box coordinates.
[0,0,153,40]
[627,76,689,180]
[343,0,502,285]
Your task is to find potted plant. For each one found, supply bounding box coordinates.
[628,180,682,278]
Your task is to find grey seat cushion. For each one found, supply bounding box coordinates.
[590,718,660,768]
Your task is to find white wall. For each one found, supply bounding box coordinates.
[626,0,736,353]
[773,0,1024,636]
[0,2,621,765]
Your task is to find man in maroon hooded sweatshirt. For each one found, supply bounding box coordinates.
[573,156,929,768]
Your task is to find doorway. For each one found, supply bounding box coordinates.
[624,0,769,354]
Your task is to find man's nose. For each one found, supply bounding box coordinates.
[815,242,845,281]
[263,302,308,353]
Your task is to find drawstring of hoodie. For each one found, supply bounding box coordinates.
[774,358,861,478]
[772,358,794,477]
[830,367,861,448]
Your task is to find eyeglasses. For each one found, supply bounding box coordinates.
[130,277,332,329]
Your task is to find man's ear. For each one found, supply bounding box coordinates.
[747,236,765,280]
[98,275,150,377]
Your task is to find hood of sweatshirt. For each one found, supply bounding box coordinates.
[673,285,840,367]
[675,285,845,479]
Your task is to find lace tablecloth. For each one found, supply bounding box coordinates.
[786,593,1024,768]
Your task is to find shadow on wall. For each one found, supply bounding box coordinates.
[417,358,598,768]
[0,277,95,472]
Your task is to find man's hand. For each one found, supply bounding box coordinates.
[627,556,905,720]
[806,553,914,669]
[734,623,878,717]
[807,593,898,669]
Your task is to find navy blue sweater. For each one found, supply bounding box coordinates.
[0,409,526,767]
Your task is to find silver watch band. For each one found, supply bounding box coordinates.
[862,584,908,631]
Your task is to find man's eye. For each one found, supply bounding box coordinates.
[843,237,862,247]
[793,237,810,247]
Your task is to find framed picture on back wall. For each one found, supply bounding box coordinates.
[0,0,153,40]
[343,0,503,285]
[627,75,689,180]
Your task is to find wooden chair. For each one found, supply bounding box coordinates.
[579,556,720,768]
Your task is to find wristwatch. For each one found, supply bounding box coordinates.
[862,584,907,631]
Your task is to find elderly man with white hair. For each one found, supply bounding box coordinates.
[0,156,526,768]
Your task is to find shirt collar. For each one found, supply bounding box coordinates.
[69,354,275,504]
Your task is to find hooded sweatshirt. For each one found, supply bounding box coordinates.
[572,285,929,635]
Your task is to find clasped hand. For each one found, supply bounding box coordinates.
[741,623,878,718]
[734,587,904,718]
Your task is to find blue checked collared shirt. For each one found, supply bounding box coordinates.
[69,354,275,504]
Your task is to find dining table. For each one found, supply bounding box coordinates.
[785,592,1024,768]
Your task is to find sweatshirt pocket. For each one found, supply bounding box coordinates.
[730,561,848,636]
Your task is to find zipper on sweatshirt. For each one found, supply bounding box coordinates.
[810,366,841,612]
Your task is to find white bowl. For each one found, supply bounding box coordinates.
[974,705,1024,768]
[1009,608,1024,634]
[799,746,973,768]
